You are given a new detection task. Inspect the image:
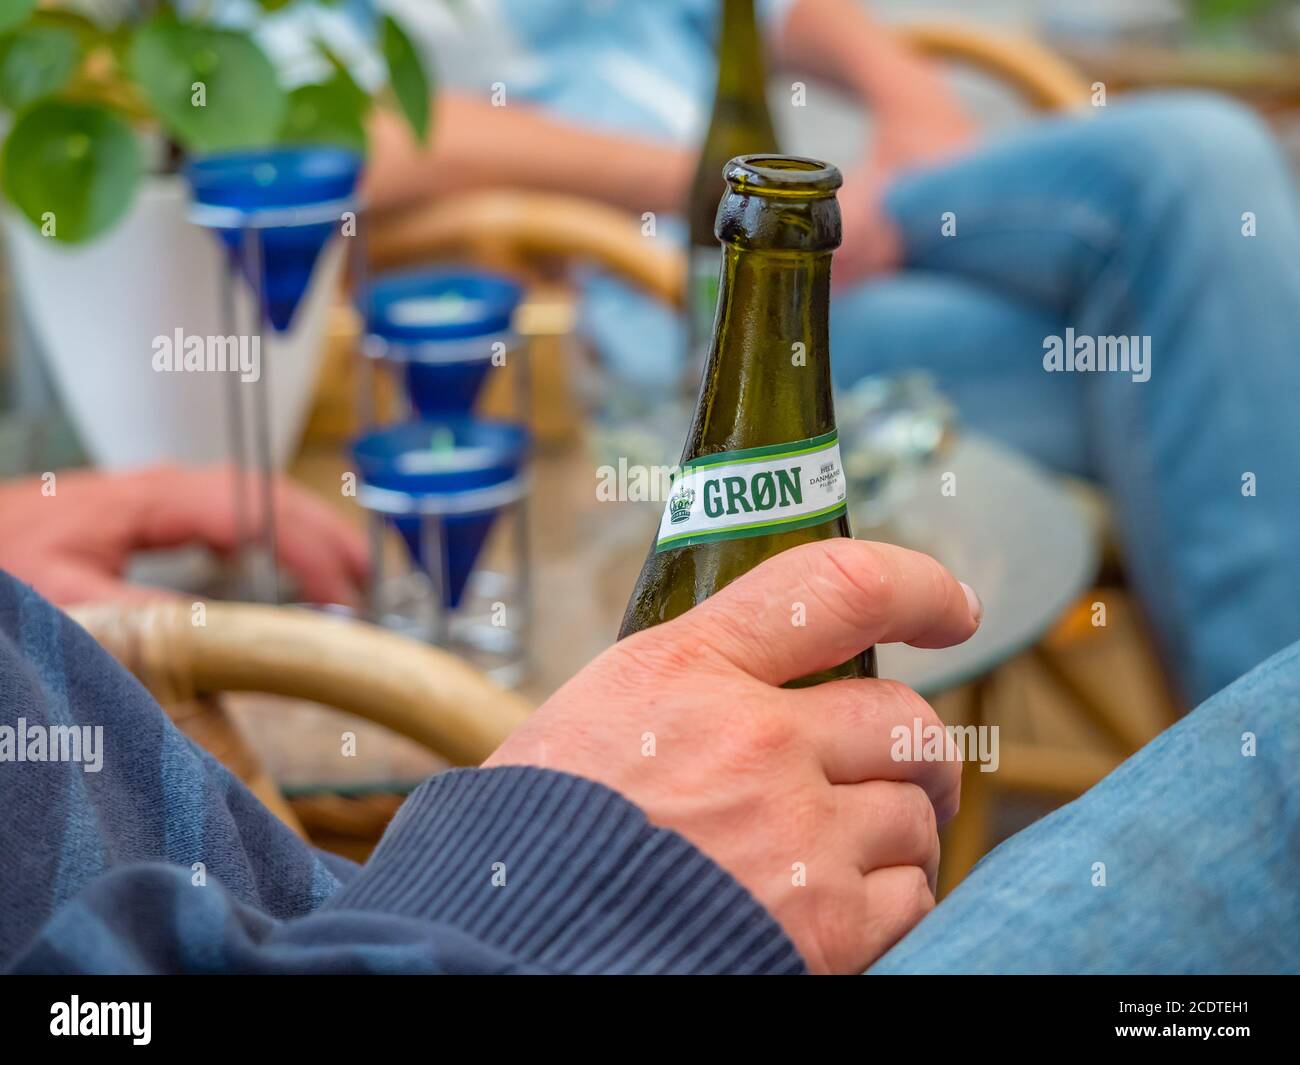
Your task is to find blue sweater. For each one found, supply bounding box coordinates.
[0,572,804,974]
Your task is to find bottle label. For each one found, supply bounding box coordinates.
[655,429,847,552]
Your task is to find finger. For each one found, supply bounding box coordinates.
[272,516,366,606]
[271,475,370,583]
[837,781,940,893]
[125,465,242,552]
[859,864,936,965]
[127,466,368,606]
[268,480,371,602]
[797,677,962,822]
[39,563,181,609]
[668,538,981,686]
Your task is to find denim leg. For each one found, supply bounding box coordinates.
[830,271,1088,476]
[875,93,1300,704]
[870,636,1300,974]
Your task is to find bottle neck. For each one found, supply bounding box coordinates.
[688,2,778,252]
[715,0,770,107]
[687,242,837,458]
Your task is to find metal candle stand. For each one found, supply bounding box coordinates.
[185,147,365,604]
[353,270,533,687]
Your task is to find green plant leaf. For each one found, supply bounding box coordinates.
[380,14,429,143]
[1,99,142,242]
[30,8,102,46]
[317,41,370,113]
[279,80,367,152]
[0,0,36,36]
[128,15,287,152]
[0,24,83,110]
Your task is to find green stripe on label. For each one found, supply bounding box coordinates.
[681,429,839,471]
[655,501,847,552]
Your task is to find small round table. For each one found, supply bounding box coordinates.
[870,433,1100,696]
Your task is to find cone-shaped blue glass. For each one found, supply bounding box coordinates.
[366,268,524,416]
[185,145,362,332]
[352,418,529,608]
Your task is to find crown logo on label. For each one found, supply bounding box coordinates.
[668,485,696,525]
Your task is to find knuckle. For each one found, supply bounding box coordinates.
[906,866,937,921]
[890,865,934,923]
[823,537,888,583]
[812,892,870,974]
[943,769,962,823]
[729,704,798,763]
[900,782,939,843]
[813,540,892,628]
[815,679,877,732]
[668,601,772,675]
[937,748,963,795]
[875,678,936,729]
[610,626,706,682]
[866,866,934,956]
[787,782,838,838]
[920,550,959,606]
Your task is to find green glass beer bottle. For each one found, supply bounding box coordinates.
[621,155,878,684]
[686,0,779,387]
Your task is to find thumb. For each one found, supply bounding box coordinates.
[664,538,980,686]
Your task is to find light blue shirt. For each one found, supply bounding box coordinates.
[248,0,798,385]
[374,1,798,386]
[382,0,796,142]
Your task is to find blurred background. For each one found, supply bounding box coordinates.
[1,0,1297,885]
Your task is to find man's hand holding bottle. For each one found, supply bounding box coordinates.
[488,539,982,974]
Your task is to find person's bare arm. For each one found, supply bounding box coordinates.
[769,0,978,282]
[363,4,970,281]
[365,95,694,216]
[774,0,975,171]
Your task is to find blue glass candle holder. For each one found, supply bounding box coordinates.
[359,268,525,425]
[353,418,531,684]
[186,146,362,332]
[184,145,364,603]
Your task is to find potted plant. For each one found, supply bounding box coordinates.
[0,0,430,468]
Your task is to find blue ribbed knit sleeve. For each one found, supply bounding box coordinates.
[0,570,805,975]
[320,766,807,974]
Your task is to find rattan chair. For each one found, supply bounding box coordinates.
[70,600,531,842]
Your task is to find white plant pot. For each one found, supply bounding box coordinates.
[4,175,342,470]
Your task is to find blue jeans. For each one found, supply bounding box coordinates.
[839,94,1300,972]
[871,635,1300,974]
[833,93,1300,707]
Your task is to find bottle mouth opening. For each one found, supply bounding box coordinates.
[724,155,843,199]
